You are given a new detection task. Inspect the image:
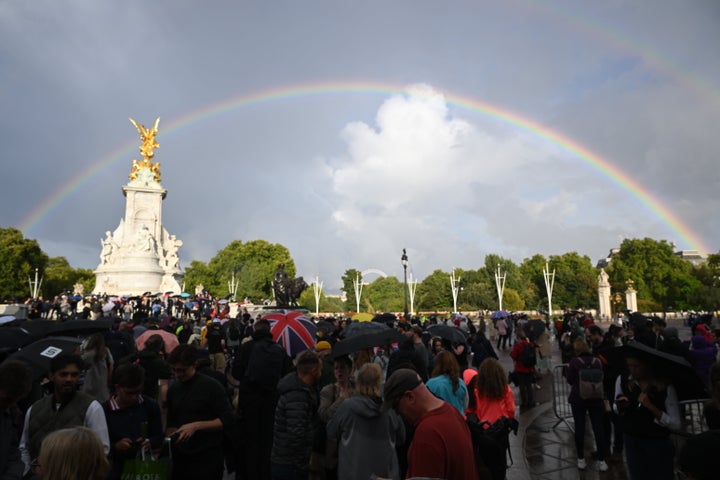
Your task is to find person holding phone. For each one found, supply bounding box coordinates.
[614,352,681,480]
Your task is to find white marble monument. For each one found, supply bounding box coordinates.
[597,268,611,320]
[93,118,184,295]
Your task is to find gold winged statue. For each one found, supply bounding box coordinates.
[128,117,162,182]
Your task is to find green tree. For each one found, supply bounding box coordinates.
[297,286,343,314]
[689,253,720,310]
[417,269,453,311]
[365,276,404,312]
[548,252,598,310]
[607,238,697,311]
[0,228,48,300]
[341,269,362,312]
[184,239,295,300]
[43,257,95,298]
[502,288,525,311]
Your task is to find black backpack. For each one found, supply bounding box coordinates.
[245,341,288,390]
[467,414,519,480]
[520,342,537,367]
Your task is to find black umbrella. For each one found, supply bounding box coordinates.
[8,336,83,379]
[331,329,405,359]
[341,321,390,339]
[16,320,59,340]
[525,319,547,342]
[426,324,468,344]
[0,327,33,352]
[599,342,707,400]
[53,319,113,336]
[372,312,397,325]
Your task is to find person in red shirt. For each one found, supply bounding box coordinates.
[511,329,537,408]
[382,369,478,480]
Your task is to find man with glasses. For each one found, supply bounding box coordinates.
[103,363,164,479]
[382,368,477,480]
[165,344,233,480]
[19,354,110,477]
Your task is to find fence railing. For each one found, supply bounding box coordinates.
[551,363,574,432]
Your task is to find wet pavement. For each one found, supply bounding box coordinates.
[497,327,631,479]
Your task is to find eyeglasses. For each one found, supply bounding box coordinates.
[30,458,41,470]
[171,366,190,374]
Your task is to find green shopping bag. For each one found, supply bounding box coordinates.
[120,459,169,480]
[120,441,171,480]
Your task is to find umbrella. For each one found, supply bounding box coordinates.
[599,342,707,400]
[135,329,180,353]
[426,324,468,344]
[218,299,229,305]
[264,311,318,357]
[179,292,191,298]
[54,319,113,336]
[490,310,509,319]
[102,301,116,313]
[17,320,60,339]
[372,312,397,325]
[0,315,17,325]
[9,336,83,379]
[0,327,33,352]
[341,321,390,339]
[525,319,547,341]
[351,312,374,322]
[331,329,405,359]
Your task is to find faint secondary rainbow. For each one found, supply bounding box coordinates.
[18,80,711,254]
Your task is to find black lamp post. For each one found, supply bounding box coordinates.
[401,248,409,320]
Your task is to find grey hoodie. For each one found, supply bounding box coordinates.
[327,395,405,480]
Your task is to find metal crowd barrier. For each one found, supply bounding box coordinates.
[677,399,710,437]
[551,363,574,432]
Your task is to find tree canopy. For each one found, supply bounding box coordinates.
[1,228,718,314]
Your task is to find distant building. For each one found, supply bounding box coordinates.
[674,250,707,266]
[596,248,621,268]
[596,246,707,268]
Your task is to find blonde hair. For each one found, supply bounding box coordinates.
[573,337,590,356]
[354,363,382,397]
[38,427,109,480]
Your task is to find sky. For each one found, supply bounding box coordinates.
[1,0,719,292]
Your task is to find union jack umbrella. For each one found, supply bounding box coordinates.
[264,310,318,357]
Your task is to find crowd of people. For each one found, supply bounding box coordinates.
[1,299,720,480]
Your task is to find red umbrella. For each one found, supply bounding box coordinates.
[264,310,318,357]
[135,329,180,353]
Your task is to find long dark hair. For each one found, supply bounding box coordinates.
[85,334,107,364]
[431,350,460,392]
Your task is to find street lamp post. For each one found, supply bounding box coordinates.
[401,248,409,320]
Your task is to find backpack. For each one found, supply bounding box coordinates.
[245,341,288,390]
[578,357,604,400]
[520,342,537,367]
[466,414,519,480]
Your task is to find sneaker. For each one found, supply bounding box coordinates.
[597,460,608,472]
[577,458,587,470]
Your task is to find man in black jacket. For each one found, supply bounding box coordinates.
[232,319,292,480]
[165,345,233,480]
[271,350,321,480]
[0,361,32,480]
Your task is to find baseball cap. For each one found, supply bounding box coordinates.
[382,368,422,411]
[315,341,332,351]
